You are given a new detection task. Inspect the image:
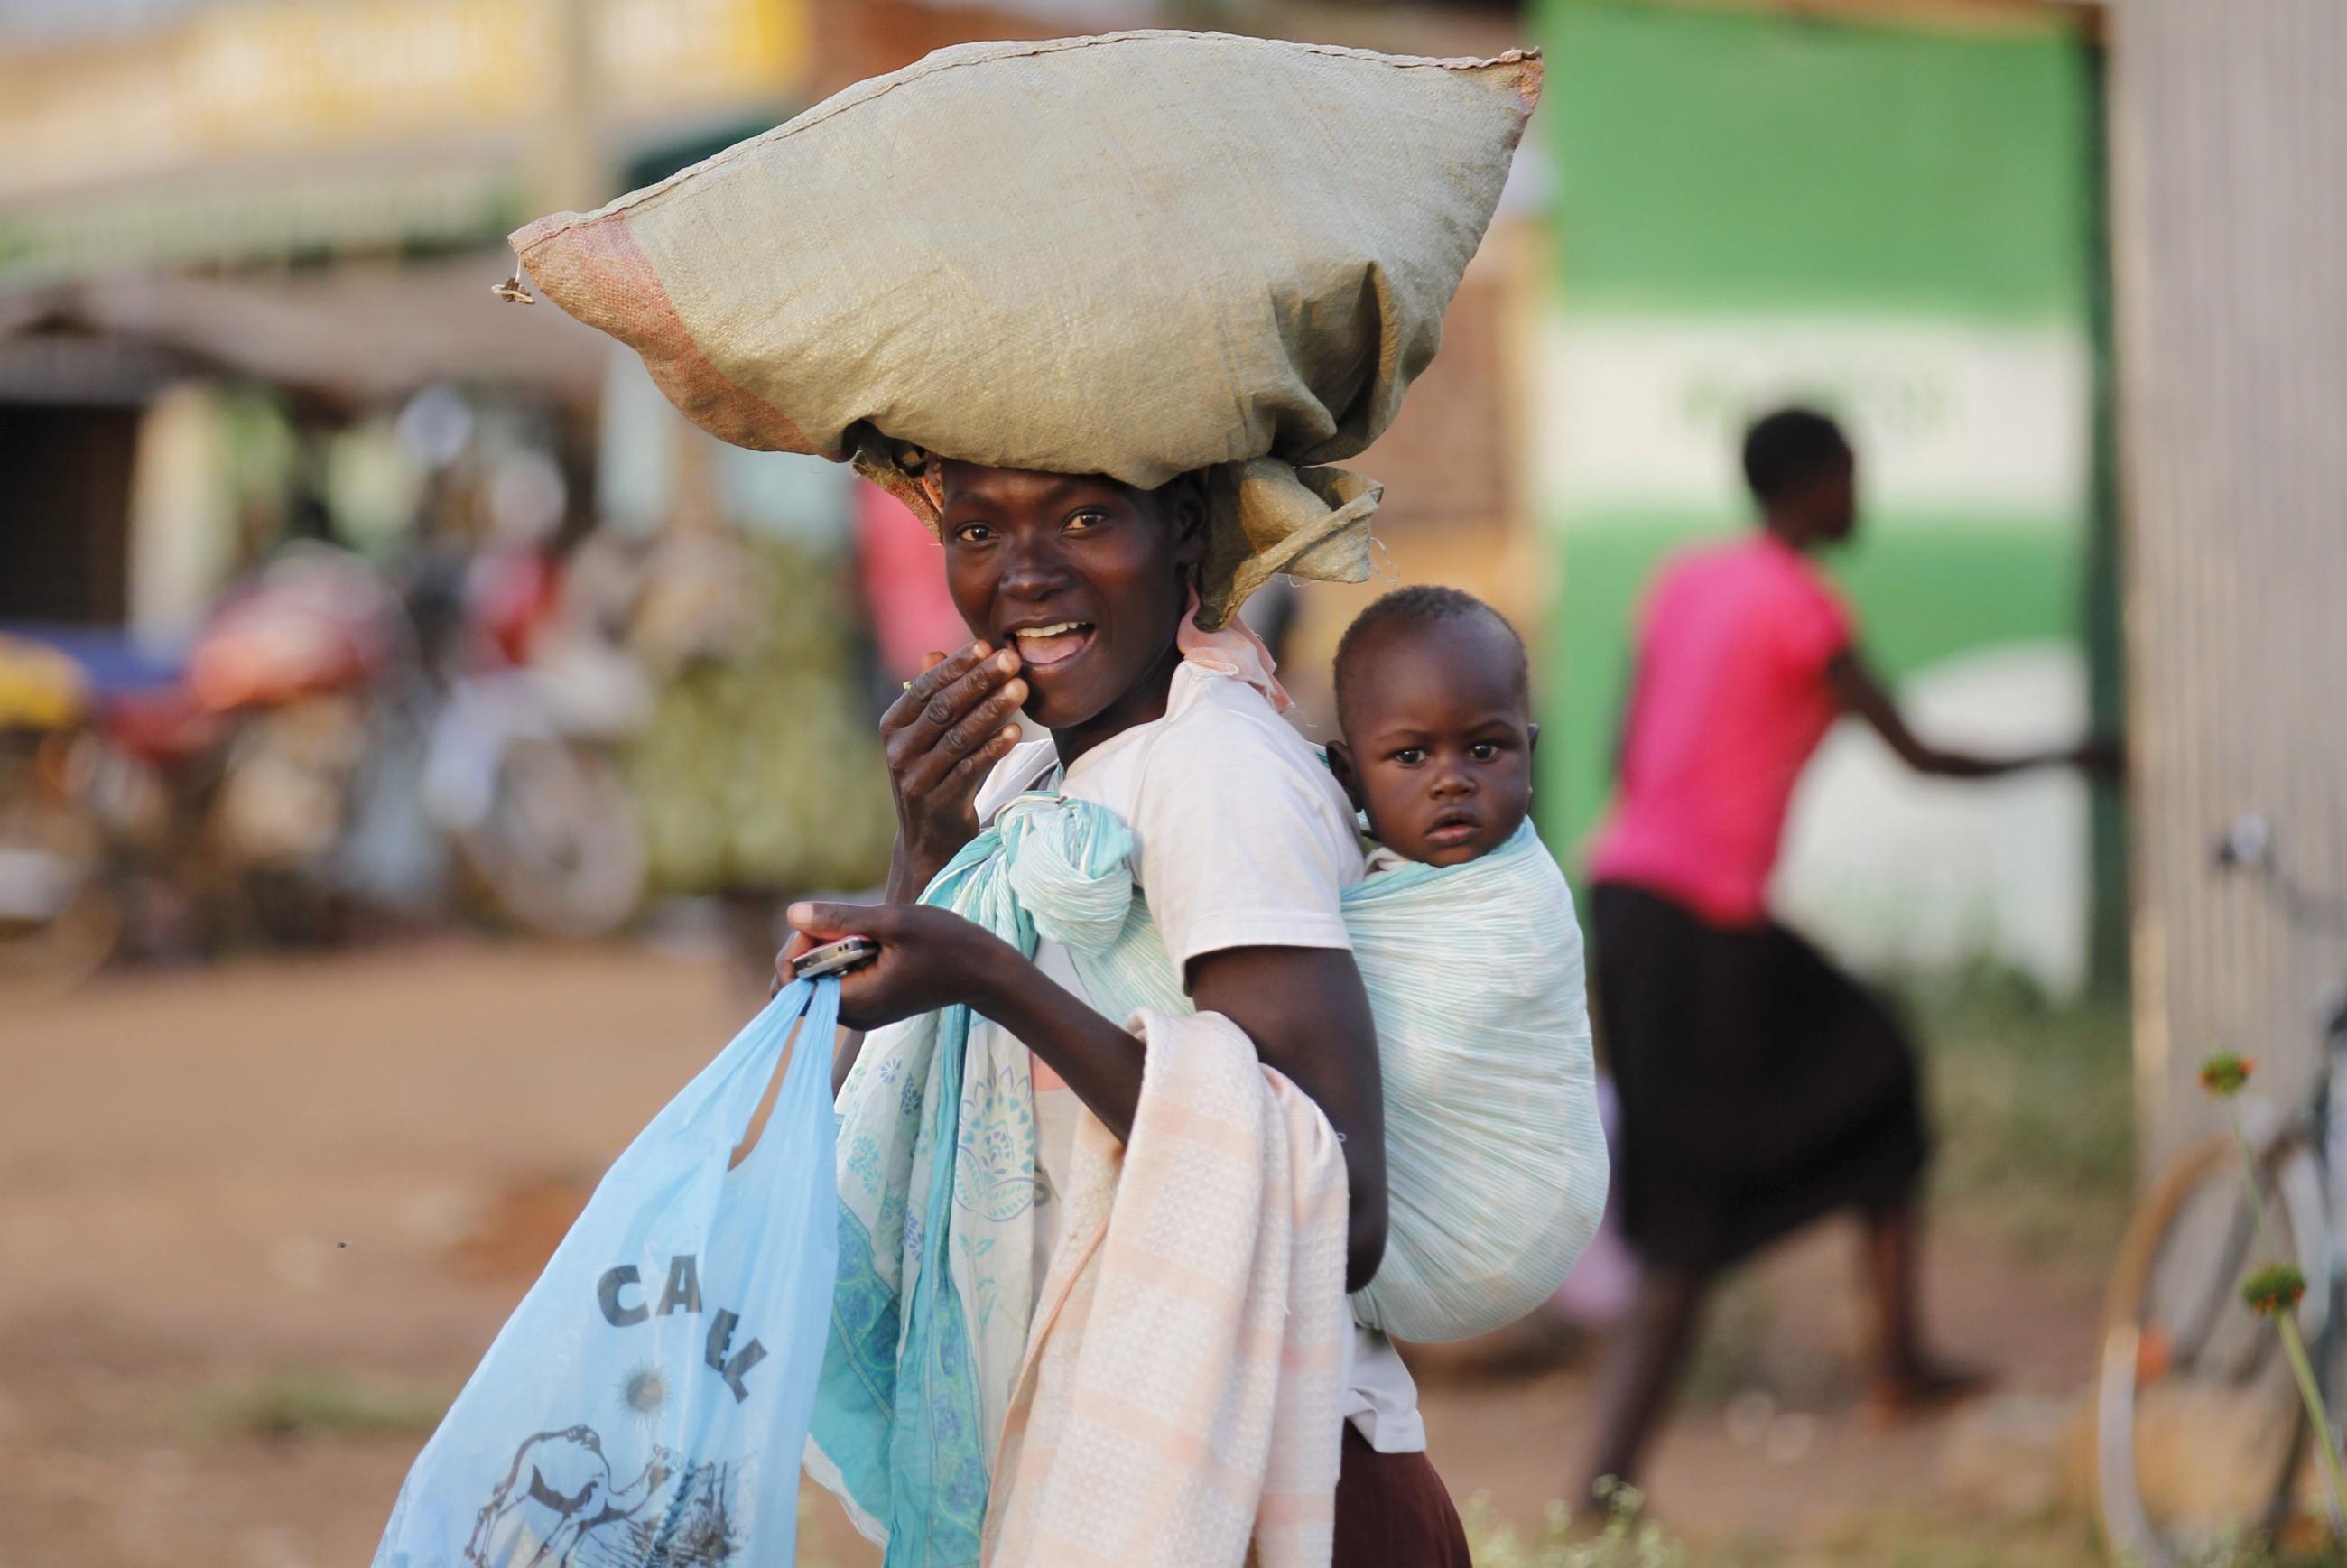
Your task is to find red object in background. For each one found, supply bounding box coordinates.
[185,551,397,712]
[471,548,561,668]
[102,683,226,765]
[854,482,969,681]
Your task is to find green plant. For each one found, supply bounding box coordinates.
[1464,1482,1686,1568]
[1899,965,2134,1266]
[194,1369,450,1439]
[2175,1526,2347,1568]
[2201,1052,2347,1541]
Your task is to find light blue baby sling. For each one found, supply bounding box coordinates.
[806,790,1606,1565]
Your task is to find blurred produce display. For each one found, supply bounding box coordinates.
[626,535,895,897]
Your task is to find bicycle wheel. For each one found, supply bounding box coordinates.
[2096,1130,2331,1565]
[457,738,645,939]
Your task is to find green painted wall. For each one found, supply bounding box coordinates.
[1544,2,2094,319]
[1532,0,2101,862]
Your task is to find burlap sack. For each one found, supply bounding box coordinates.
[510,31,1540,626]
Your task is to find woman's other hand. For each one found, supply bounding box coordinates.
[881,643,1029,898]
[775,900,1012,1032]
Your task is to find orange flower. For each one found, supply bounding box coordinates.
[2199,1053,2255,1097]
[2244,1263,2307,1316]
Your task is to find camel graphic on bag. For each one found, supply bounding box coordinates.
[465,1426,741,1568]
[371,978,839,1568]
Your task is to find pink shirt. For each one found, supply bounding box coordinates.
[854,481,970,682]
[1588,533,1854,927]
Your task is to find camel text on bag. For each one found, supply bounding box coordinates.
[595,1254,767,1402]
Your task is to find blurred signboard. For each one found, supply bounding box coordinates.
[0,0,810,280]
[3,162,526,288]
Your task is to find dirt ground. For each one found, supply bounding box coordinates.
[0,942,2110,1567]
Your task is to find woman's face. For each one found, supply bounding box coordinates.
[936,462,1203,742]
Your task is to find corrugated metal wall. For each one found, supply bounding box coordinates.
[2108,0,2347,1160]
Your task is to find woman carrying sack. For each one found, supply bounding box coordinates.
[505,32,1552,1564]
[784,461,1460,1565]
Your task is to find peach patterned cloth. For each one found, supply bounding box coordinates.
[1176,586,1294,714]
[982,1007,1350,1568]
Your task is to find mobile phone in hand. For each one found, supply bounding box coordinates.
[793,936,878,980]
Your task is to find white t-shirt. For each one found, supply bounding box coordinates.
[970,660,1425,1454]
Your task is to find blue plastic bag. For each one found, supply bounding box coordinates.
[375,977,841,1568]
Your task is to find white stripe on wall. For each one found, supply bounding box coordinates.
[1535,313,2092,522]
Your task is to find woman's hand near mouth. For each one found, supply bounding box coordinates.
[881,642,1030,900]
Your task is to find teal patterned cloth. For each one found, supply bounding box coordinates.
[806,792,1137,1566]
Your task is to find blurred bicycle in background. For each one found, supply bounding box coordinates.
[0,537,649,999]
[2097,813,2347,1564]
[0,631,124,993]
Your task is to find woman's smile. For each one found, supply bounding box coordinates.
[937,460,1204,759]
[1006,619,1098,670]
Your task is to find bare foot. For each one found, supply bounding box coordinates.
[1863,1359,1992,1426]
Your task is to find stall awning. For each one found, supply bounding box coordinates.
[0,252,611,410]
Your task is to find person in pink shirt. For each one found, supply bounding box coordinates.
[1577,408,2116,1504]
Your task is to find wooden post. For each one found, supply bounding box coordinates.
[2107,0,2347,1164]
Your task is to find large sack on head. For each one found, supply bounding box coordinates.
[509,30,1540,626]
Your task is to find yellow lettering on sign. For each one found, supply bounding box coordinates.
[0,0,810,204]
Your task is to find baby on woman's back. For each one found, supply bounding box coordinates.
[1319,586,1599,1345]
[1326,586,1537,869]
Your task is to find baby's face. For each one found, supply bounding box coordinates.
[1332,617,1534,868]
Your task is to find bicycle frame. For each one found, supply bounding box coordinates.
[2314,988,2347,1402]
[2098,818,2347,1562]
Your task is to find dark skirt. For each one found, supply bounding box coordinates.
[1331,1425,1472,1568]
[1590,881,1929,1274]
